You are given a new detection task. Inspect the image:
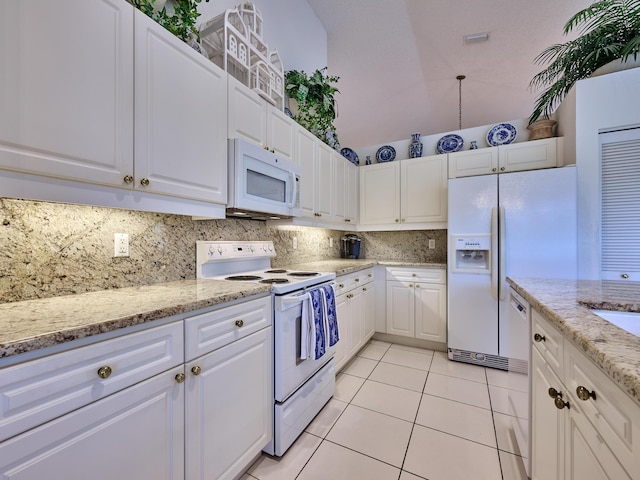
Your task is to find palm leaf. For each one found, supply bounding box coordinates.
[529,0,640,123]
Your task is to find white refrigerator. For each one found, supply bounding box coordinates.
[447,166,577,368]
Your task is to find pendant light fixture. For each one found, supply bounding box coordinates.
[456,75,465,130]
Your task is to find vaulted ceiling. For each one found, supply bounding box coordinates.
[307,0,593,149]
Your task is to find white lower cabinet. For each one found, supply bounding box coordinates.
[0,320,185,480]
[334,268,375,371]
[385,267,447,343]
[0,296,274,480]
[0,365,185,479]
[185,327,272,480]
[531,310,637,480]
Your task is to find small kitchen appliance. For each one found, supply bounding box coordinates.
[340,234,361,259]
[196,241,337,456]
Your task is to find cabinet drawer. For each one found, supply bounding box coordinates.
[385,267,445,284]
[564,341,640,476]
[531,309,563,377]
[335,268,373,294]
[185,296,271,361]
[0,321,183,443]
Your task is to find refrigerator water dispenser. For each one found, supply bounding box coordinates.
[451,235,491,274]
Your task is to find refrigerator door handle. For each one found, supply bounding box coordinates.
[499,205,507,300]
[491,206,499,301]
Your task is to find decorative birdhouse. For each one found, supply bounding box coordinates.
[199,2,284,108]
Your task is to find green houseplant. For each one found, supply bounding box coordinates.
[529,0,640,124]
[130,0,209,43]
[285,68,340,149]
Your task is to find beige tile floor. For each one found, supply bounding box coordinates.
[244,340,529,480]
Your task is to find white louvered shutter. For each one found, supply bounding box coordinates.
[600,128,640,281]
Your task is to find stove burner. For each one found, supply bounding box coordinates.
[287,271,320,277]
[265,269,288,274]
[259,278,290,284]
[225,275,263,281]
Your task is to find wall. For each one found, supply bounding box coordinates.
[197,0,327,74]
[557,66,640,279]
[0,198,445,304]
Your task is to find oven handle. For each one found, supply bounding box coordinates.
[280,291,311,306]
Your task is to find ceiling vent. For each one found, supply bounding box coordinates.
[463,32,490,44]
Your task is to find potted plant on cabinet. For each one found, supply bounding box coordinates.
[528,0,640,124]
[130,0,209,44]
[285,67,341,149]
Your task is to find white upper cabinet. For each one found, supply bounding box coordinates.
[360,155,447,229]
[334,158,358,226]
[0,0,229,211]
[134,9,227,204]
[0,0,134,185]
[448,138,563,178]
[314,141,335,220]
[228,76,295,160]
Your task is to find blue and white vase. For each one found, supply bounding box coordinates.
[409,133,423,158]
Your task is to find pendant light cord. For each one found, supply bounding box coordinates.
[456,75,465,130]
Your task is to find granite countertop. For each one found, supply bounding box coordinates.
[0,279,271,360]
[0,258,444,362]
[507,277,640,405]
[283,259,446,276]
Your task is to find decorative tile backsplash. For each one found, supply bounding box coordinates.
[0,198,446,303]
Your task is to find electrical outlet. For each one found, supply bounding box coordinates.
[292,236,297,250]
[329,238,334,248]
[428,239,436,249]
[114,233,129,257]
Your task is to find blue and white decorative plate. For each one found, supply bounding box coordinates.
[284,107,294,118]
[436,134,464,154]
[486,123,517,146]
[376,145,396,162]
[340,147,359,166]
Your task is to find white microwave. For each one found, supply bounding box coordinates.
[227,138,301,219]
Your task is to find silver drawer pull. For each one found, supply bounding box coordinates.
[235,320,244,328]
[97,366,112,379]
[534,333,545,342]
[191,366,202,376]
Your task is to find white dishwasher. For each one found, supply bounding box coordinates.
[507,288,531,477]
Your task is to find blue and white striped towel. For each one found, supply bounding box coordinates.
[321,284,339,347]
[300,288,327,360]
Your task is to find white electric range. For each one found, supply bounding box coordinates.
[196,241,338,457]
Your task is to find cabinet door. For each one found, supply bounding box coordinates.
[360,162,400,225]
[134,10,227,203]
[296,127,317,218]
[499,138,559,173]
[185,327,272,480]
[447,148,498,178]
[266,106,296,160]
[228,75,268,148]
[334,293,349,371]
[531,347,565,480]
[315,142,334,219]
[565,403,632,480]
[414,282,447,343]
[362,283,375,341]
[333,156,347,223]
[386,280,414,337]
[347,288,364,358]
[0,0,133,185]
[401,155,448,223]
[345,162,359,224]
[0,366,185,480]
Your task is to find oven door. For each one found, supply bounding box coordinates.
[273,283,337,403]
[228,138,301,217]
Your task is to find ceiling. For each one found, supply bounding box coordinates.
[306,0,593,149]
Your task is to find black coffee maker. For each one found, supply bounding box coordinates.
[341,234,361,259]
